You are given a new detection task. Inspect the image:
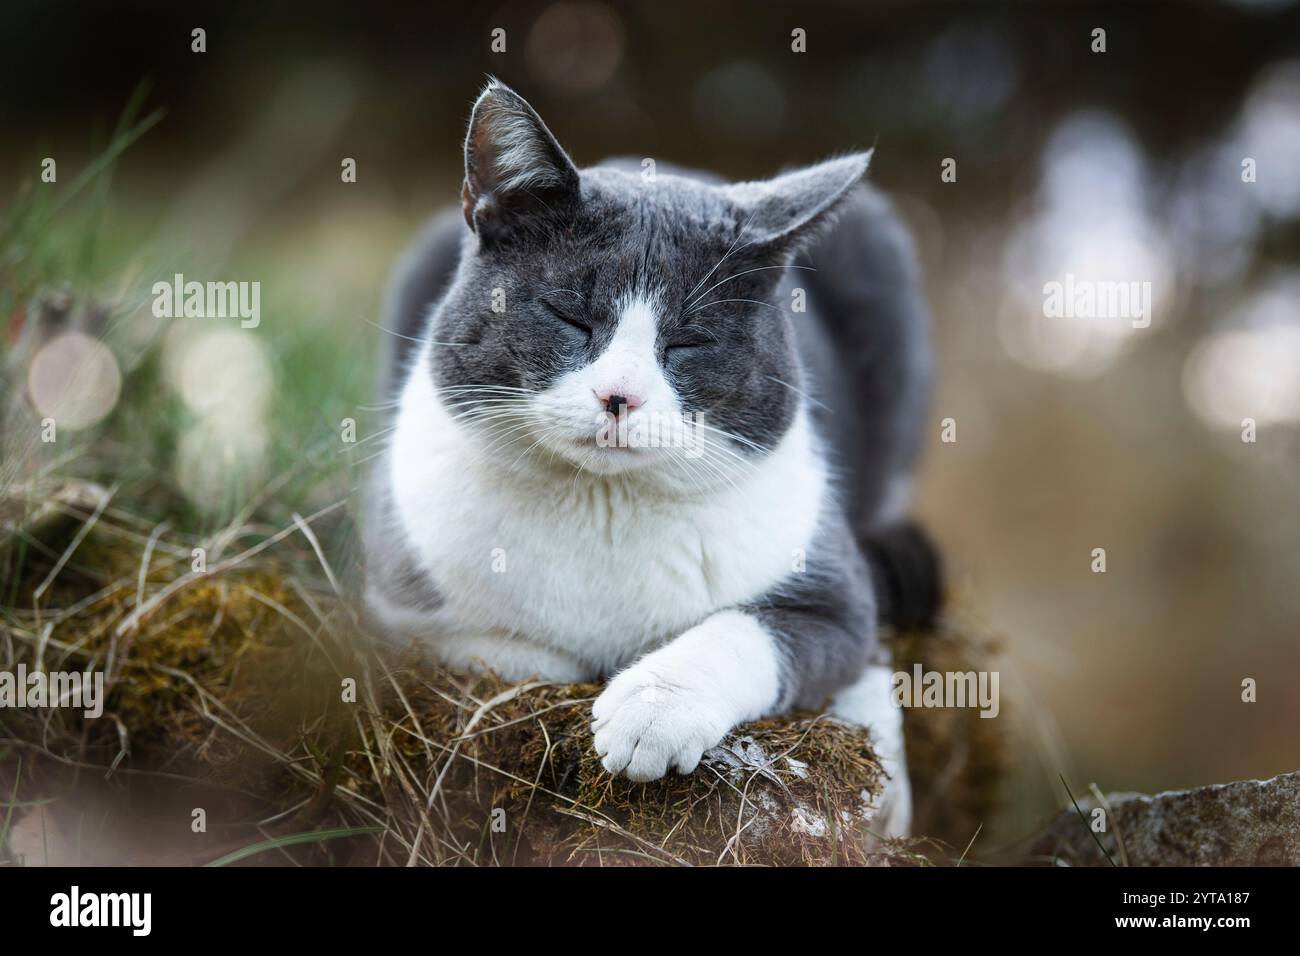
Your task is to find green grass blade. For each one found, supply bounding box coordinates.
[203,825,385,867]
[1060,774,1116,867]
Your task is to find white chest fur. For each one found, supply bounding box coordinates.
[383,354,827,679]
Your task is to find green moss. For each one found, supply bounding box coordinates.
[2,513,1002,866]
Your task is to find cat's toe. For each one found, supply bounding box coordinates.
[626,736,704,781]
[591,675,728,782]
[623,740,681,782]
[590,673,637,724]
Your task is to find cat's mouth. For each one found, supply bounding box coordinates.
[546,430,660,476]
[566,435,646,454]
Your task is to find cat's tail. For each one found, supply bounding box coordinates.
[862,520,944,631]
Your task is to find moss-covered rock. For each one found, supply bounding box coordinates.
[1,511,1004,866]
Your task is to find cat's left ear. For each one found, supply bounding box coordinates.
[462,80,580,243]
[729,152,872,251]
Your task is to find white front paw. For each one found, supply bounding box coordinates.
[591,662,734,782]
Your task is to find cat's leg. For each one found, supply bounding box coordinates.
[592,609,783,781]
[829,663,912,839]
[594,515,880,783]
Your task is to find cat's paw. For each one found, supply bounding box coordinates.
[591,662,734,782]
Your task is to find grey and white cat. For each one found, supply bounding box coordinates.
[364,81,939,834]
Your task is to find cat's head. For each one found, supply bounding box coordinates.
[428,80,869,482]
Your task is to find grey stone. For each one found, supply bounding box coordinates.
[1035,771,1300,866]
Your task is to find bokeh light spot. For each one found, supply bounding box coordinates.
[26,332,123,431]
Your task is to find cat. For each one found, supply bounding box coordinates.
[364,80,940,836]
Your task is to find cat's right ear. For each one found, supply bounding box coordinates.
[461,80,580,243]
[727,152,872,254]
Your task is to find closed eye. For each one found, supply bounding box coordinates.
[541,300,591,336]
[665,339,712,352]
[665,323,718,352]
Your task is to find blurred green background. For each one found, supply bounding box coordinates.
[3,0,1298,846]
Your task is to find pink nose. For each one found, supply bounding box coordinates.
[595,389,644,415]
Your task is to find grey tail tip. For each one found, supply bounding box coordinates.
[863,519,944,632]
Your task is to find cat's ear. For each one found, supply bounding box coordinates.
[461,80,580,242]
[730,152,872,250]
